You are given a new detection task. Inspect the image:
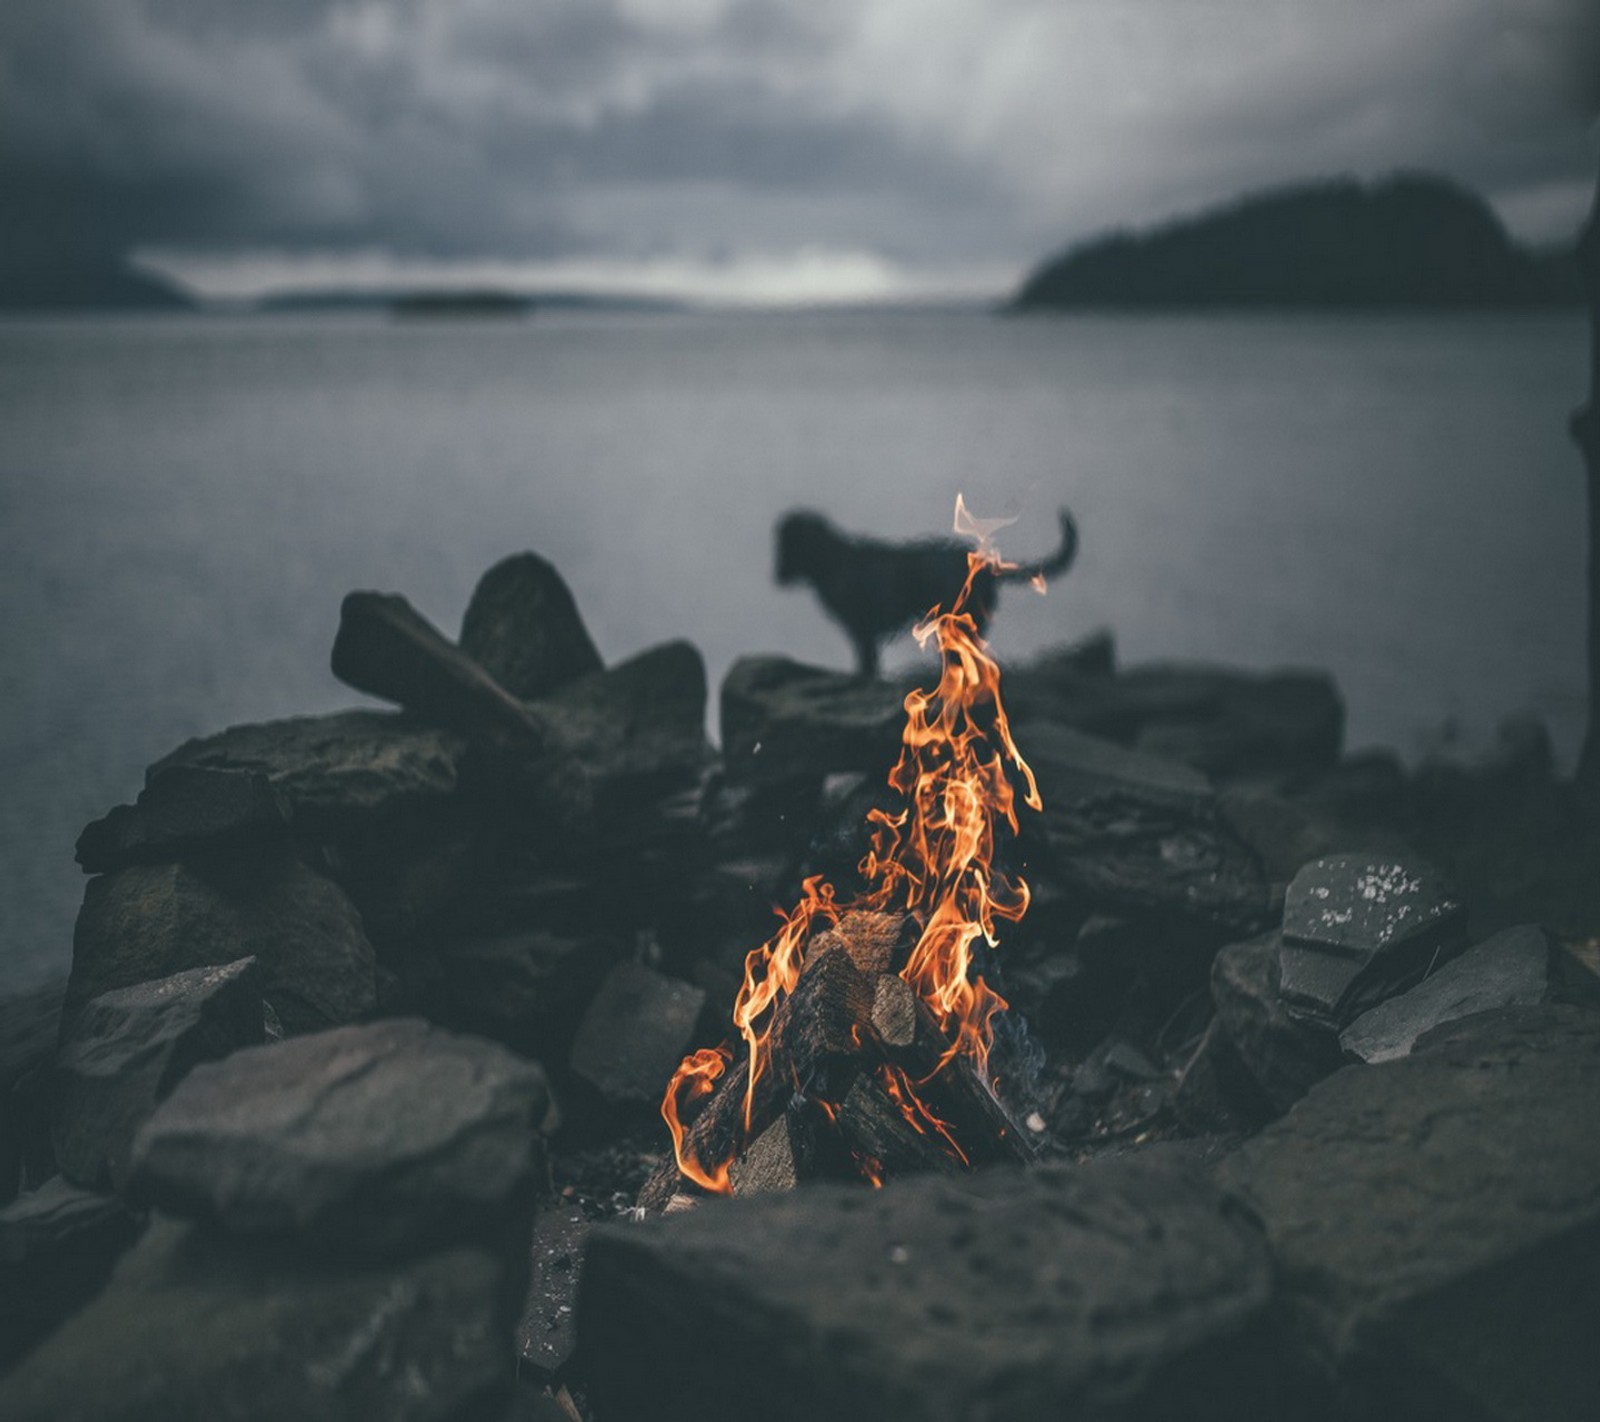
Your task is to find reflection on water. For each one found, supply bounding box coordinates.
[0,308,1587,989]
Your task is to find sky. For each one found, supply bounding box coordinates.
[2,0,1597,305]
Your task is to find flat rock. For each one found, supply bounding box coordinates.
[68,856,376,1036]
[127,1019,549,1258]
[0,1175,143,1367]
[150,710,467,835]
[517,1206,588,1380]
[51,957,264,1190]
[1278,854,1467,1028]
[581,1159,1278,1422]
[1219,1005,1600,1421]
[0,1217,515,1422]
[76,767,291,874]
[459,551,604,700]
[1340,924,1559,1063]
[1210,934,1344,1115]
[332,590,547,748]
[720,655,905,784]
[568,961,705,1104]
[1023,721,1274,936]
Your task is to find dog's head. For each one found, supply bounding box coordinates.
[775,510,833,585]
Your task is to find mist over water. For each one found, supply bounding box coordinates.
[0,308,1586,991]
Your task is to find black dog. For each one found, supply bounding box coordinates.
[775,508,1078,677]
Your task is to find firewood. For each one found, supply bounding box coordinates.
[869,973,918,1049]
[808,910,913,976]
[730,1110,813,1196]
[835,1075,961,1180]
[771,946,876,1088]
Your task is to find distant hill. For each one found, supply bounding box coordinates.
[255,288,685,316]
[1012,174,1578,310]
[0,259,193,312]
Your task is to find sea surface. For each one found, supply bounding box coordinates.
[0,308,1587,992]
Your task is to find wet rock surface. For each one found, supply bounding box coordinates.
[1220,1005,1600,1421]
[0,1218,515,1422]
[68,856,376,1036]
[581,1159,1278,1422]
[51,957,264,1190]
[128,1019,550,1258]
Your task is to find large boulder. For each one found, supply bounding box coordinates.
[581,1160,1279,1421]
[51,958,264,1190]
[1219,1005,1600,1421]
[127,1019,549,1259]
[75,767,291,875]
[1022,722,1274,937]
[0,1217,516,1422]
[331,591,547,749]
[459,552,604,700]
[149,711,467,836]
[1276,854,1467,1028]
[68,855,376,1036]
[0,1175,142,1367]
[720,656,904,785]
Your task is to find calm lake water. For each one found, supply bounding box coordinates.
[0,308,1587,992]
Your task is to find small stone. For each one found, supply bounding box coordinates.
[459,552,604,700]
[51,957,264,1190]
[518,1207,589,1380]
[569,962,705,1105]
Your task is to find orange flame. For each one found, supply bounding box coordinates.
[661,496,1041,1191]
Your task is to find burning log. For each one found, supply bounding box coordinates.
[728,1111,816,1197]
[834,1075,960,1181]
[868,972,918,1049]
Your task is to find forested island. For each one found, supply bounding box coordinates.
[1012,173,1578,310]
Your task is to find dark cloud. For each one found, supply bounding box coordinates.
[0,0,1593,302]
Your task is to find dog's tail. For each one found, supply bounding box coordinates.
[998,509,1078,585]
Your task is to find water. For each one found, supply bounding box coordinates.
[0,308,1587,992]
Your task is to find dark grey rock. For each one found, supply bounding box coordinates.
[433,930,623,1062]
[51,958,264,1191]
[459,552,604,700]
[127,1019,549,1258]
[1278,854,1467,1028]
[568,961,705,1105]
[1340,924,1558,1063]
[0,1176,142,1367]
[332,590,548,748]
[68,856,376,1036]
[150,710,467,835]
[720,655,904,785]
[1173,1017,1272,1135]
[1211,934,1344,1115]
[1,980,64,1205]
[1220,1005,1600,1422]
[0,1217,515,1421]
[76,767,291,875]
[581,1159,1278,1422]
[1216,789,1349,890]
[517,1206,588,1380]
[1023,721,1274,936]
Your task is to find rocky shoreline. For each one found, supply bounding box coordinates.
[2,549,1598,1420]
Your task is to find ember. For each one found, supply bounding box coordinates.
[658,496,1043,1197]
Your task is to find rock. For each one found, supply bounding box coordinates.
[568,962,705,1105]
[581,1159,1278,1422]
[1216,788,1349,890]
[51,958,264,1191]
[75,767,291,874]
[0,1217,516,1421]
[127,1019,549,1259]
[432,930,623,1061]
[150,711,467,836]
[459,552,604,700]
[1211,934,1344,1115]
[1,980,64,1205]
[512,641,713,848]
[517,1207,588,1380]
[68,855,376,1036]
[1173,1017,1272,1135]
[1219,1005,1600,1421]
[1277,854,1467,1028]
[720,655,904,785]
[1339,923,1560,1063]
[0,1176,142,1367]
[1023,721,1274,937]
[332,590,548,748]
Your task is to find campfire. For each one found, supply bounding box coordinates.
[650,498,1044,1203]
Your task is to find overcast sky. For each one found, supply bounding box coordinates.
[2,0,1596,303]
